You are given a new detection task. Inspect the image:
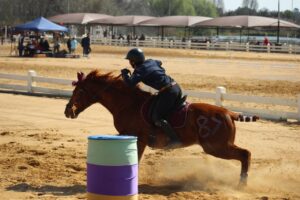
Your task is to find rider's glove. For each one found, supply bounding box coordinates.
[121,68,130,75]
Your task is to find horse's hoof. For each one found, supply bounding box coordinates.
[237,174,248,189]
[237,180,247,189]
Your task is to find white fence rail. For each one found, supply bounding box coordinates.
[0,70,299,121]
[92,38,300,54]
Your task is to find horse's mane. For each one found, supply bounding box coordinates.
[85,69,150,98]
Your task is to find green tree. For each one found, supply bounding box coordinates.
[117,0,151,15]
[147,0,194,16]
[213,0,224,14]
[242,0,258,11]
[147,0,217,17]
[193,0,218,17]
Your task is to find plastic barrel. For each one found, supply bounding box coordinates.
[87,135,138,200]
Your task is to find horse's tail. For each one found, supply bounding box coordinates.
[229,112,259,122]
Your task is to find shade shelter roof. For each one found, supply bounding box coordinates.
[193,15,300,28]
[89,15,155,26]
[267,20,300,28]
[48,13,112,24]
[14,17,68,32]
[138,15,212,27]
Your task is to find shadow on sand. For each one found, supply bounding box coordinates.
[6,183,85,196]
[139,183,189,196]
[8,183,184,196]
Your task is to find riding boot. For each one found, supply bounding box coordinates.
[155,119,181,149]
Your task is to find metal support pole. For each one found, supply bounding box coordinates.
[277,0,280,44]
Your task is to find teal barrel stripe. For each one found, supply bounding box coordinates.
[87,135,138,166]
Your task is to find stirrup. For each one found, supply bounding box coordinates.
[156,119,181,148]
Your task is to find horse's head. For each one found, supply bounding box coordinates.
[65,69,148,119]
[65,72,96,119]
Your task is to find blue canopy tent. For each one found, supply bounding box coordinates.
[13,17,68,57]
[15,17,68,32]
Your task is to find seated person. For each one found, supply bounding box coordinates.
[25,40,36,56]
[39,38,50,52]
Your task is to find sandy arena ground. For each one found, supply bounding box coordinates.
[0,45,300,200]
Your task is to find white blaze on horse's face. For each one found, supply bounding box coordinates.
[65,86,90,119]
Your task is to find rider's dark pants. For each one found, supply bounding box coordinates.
[151,84,182,124]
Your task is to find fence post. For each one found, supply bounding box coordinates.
[215,86,226,107]
[206,41,210,50]
[226,42,229,51]
[27,70,37,93]
[187,40,191,49]
[136,39,139,47]
[289,45,292,54]
[153,40,156,48]
[297,94,300,121]
[246,43,249,52]
[170,40,173,48]
[267,43,271,53]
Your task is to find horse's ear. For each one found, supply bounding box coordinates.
[77,72,85,81]
[77,72,84,81]
[72,72,86,86]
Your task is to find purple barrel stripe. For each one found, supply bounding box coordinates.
[87,163,138,196]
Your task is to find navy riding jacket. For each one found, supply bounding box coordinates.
[122,59,174,90]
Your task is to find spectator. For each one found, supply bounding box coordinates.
[263,36,270,46]
[81,33,91,57]
[139,34,145,41]
[127,34,132,45]
[103,29,108,38]
[70,37,78,55]
[17,33,25,57]
[118,34,125,40]
[53,35,61,54]
[26,39,37,57]
[67,36,72,54]
[39,37,50,52]
[204,37,211,43]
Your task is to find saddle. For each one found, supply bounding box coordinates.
[141,95,190,129]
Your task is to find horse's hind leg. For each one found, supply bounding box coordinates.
[204,144,251,187]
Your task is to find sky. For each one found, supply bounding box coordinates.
[223,0,299,11]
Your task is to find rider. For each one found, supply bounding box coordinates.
[121,48,182,147]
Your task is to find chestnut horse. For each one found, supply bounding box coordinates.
[65,70,258,187]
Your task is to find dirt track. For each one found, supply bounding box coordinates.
[0,45,300,199]
[0,93,299,200]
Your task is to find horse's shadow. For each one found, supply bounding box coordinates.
[7,182,211,196]
[8,183,185,196]
[139,184,181,195]
[6,183,86,196]
[139,183,200,196]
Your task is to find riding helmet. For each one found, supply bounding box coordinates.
[125,48,145,65]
